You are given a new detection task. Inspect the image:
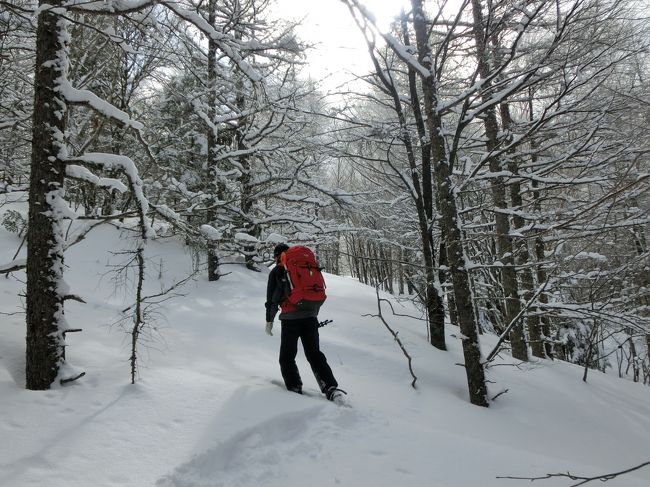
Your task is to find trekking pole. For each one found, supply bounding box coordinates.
[318,319,333,328]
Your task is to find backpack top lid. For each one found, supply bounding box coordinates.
[280,245,318,266]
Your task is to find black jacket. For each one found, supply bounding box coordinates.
[265,265,320,322]
[265,265,287,322]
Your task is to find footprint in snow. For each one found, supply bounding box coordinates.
[156,406,322,487]
[156,394,361,487]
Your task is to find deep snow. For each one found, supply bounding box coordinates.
[1,191,649,487]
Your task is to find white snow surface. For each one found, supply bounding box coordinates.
[1,193,649,487]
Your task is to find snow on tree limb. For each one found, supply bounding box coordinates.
[57,78,144,130]
[343,0,429,78]
[48,1,263,83]
[158,1,262,82]
[59,0,154,14]
[66,165,128,193]
[66,153,154,239]
[200,224,222,241]
[234,232,259,244]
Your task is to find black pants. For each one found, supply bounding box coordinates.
[279,317,338,392]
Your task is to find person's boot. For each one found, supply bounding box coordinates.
[325,386,347,402]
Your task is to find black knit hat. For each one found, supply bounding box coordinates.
[273,243,289,259]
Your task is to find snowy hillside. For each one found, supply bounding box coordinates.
[1,192,649,487]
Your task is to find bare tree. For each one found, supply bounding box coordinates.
[341,4,447,350]
[469,0,527,360]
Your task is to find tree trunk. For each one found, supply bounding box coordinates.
[206,0,220,281]
[399,13,446,350]
[499,100,545,358]
[470,0,527,362]
[26,1,67,389]
[646,335,650,383]
[350,236,361,280]
[528,91,554,358]
[411,0,488,406]
[233,28,258,272]
[397,247,405,295]
[626,329,639,382]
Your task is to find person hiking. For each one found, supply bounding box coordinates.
[265,243,345,402]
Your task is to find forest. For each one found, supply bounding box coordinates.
[1,0,649,408]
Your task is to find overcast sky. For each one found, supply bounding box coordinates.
[271,0,411,90]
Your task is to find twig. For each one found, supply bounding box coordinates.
[491,389,509,401]
[0,310,25,316]
[373,284,418,388]
[121,270,198,313]
[60,372,86,385]
[63,295,87,303]
[484,277,551,364]
[497,460,650,486]
[380,298,426,321]
[11,233,26,261]
[0,261,26,275]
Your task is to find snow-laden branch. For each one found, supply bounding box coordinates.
[254,184,352,208]
[342,0,429,77]
[59,0,154,14]
[66,153,154,239]
[149,203,204,239]
[48,1,264,83]
[158,1,262,82]
[57,78,143,130]
[200,224,222,242]
[66,165,128,193]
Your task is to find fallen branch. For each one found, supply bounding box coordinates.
[60,372,86,385]
[497,459,650,486]
[491,389,509,401]
[367,284,418,388]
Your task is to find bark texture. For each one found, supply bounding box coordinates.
[470,0,527,361]
[411,0,488,406]
[26,1,67,389]
[206,0,220,281]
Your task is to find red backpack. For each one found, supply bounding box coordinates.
[280,246,327,313]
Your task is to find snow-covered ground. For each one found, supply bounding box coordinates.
[1,191,649,487]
